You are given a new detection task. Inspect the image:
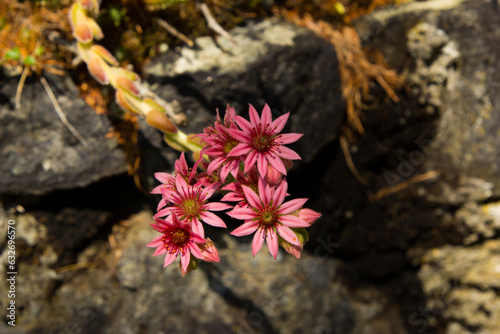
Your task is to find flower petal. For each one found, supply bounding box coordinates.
[275,146,302,160]
[279,198,308,214]
[242,185,262,210]
[200,211,227,228]
[271,112,289,133]
[228,142,252,157]
[266,153,287,175]
[154,172,173,184]
[146,235,164,248]
[252,227,265,256]
[163,252,177,268]
[189,243,204,260]
[248,104,260,127]
[266,228,279,259]
[273,180,288,207]
[234,116,254,135]
[152,246,167,256]
[261,104,272,127]
[276,224,301,246]
[206,202,233,211]
[257,154,268,178]
[231,220,260,237]
[276,133,303,145]
[180,250,190,272]
[279,214,309,228]
[227,206,257,220]
[191,218,205,238]
[244,150,259,173]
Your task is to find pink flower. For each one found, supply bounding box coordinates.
[199,105,243,182]
[152,152,199,211]
[156,174,232,237]
[228,178,310,259]
[227,104,303,178]
[146,214,206,271]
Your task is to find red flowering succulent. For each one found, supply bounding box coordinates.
[148,103,321,275]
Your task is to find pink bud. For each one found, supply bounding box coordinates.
[146,110,178,134]
[91,45,118,66]
[298,208,321,226]
[265,164,283,187]
[74,24,92,44]
[88,53,109,84]
[198,238,220,262]
[116,77,140,96]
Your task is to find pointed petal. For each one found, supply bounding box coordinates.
[191,218,205,238]
[206,202,233,211]
[242,185,262,210]
[227,207,257,220]
[200,211,227,228]
[176,152,188,174]
[152,185,165,195]
[207,157,225,175]
[273,180,288,207]
[266,228,279,259]
[154,172,173,184]
[180,250,190,272]
[155,207,171,218]
[276,133,303,144]
[261,104,272,127]
[175,174,189,195]
[234,116,254,135]
[266,153,287,175]
[279,214,310,228]
[276,146,302,160]
[252,227,265,256]
[258,177,270,205]
[279,198,308,214]
[228,142,252,157]
[189,243,204,260]
[163,252,177,268]
[221,192,244,202]
[248,104,260,127]
[257,154,268,178]
[231,220,260,236]
[244,150,259,173]
[152,246,167,256]
[276,224,301,246]
[146,235,164,248]
[271,112,290,133]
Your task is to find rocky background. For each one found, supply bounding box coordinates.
[1,0,500,333]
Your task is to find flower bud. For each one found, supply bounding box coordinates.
[198,238,220,262]
[116,77,140,96]
[88,52,109,84]
[74,23,92,44]
[146,110,178,134]
[180,256,199,277]
[116,90,141,114]
[297,209,321,226]
[91,45,118,66]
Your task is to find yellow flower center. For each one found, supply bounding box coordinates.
[183,199,200,216]
[170,229,189,245]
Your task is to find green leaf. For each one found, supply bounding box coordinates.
[23,55,37,66]
[5,47,21,61]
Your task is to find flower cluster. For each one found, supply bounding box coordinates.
[147,104,321,275]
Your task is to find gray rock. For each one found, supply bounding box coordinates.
[0,73,127,195]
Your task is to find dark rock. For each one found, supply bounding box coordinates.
[0,72,127,195]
